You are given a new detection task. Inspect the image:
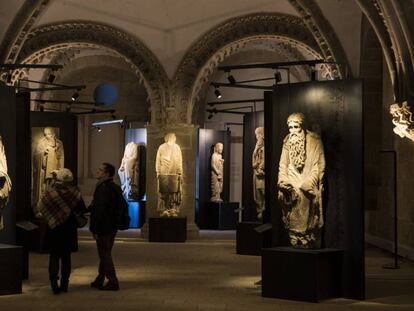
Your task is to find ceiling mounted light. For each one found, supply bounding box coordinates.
[214,87,222,99]
[274,71,282,84]
[227,74,236,85]
[48,73,56,84]
[71,91,79,101]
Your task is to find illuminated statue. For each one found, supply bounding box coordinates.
[0,136,12,231]
[155,133,183,217]
[277,113,325,248]
[118,142,140,201]
[33,127,64,206]
[252,127,265,219]
[390,102,414,142]
[210,142,224,202]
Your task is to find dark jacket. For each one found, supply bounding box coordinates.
[45,198,87,254]
[89,178,122,235]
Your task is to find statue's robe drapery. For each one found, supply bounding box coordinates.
[118,142,140,201]
[210,151,224,202]
[0,138,12,231]
[278,131,325,248]
[252,142,265,215]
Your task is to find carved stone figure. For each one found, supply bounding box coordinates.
[210,143,224,202]
[155,133,183,217]
[277,113,325,249]
[0,136,12,231]
[118,142,140,201]
[32,127,64,207]
[252,127,265,219]
[390,102,414,142]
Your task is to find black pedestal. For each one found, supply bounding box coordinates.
[205,202,238,230]
[262,247,343,302]
[0,244,22,295]
[16,221,39,279]
[149,217,186,242]
[236,221,271,256]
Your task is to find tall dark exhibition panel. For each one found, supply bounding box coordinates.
[264,80,364,299]
[197,129,231,229]
[29,111,78,252]
[242,111,264,222]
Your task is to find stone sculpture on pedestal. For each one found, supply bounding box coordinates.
[252,127,265,219]
[0,135,12,231]
[210,142,224,202]
[155,132,183,217]
[118,142,140,201]
[32,127,64,207]
[277,113,325,249]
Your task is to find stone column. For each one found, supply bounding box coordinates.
[141,124,200,239]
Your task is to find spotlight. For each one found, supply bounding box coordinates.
[274,71,282,84]
[48,73,56,83]
[227,74,236,84]
[97,127,102,133]
[71,91,79,101]
[214,87,222,99]
[208,114,213,120]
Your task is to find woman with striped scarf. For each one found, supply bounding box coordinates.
[36,168,86,294]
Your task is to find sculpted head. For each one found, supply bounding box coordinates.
[164,132,176,145]
[287,113,305,136]
[43,127,56,141]
[214,143,223,154]
[255,127,264,141]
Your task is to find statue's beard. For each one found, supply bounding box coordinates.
[287,131,306,171]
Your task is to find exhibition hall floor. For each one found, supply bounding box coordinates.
[0,230,413,311]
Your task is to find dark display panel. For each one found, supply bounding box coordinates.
[197,129,231,228]
[242,111,264,221]
[264,80,364,299]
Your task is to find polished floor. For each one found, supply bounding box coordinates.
[0,230,413,311]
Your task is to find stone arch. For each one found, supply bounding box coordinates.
[15,21,169,124]
[173,13,337,124]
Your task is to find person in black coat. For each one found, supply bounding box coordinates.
[37,168,86,294]
[89,162,123,291]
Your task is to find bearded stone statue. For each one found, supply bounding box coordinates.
[210,142,224,202]
[0,135,12,231]
[252,127,265,219]
[32,127,64,207]
[155,132,183,217]
[118,142,140,201]
[277,113,325,248]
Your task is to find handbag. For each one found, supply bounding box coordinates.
[74,211,88,228]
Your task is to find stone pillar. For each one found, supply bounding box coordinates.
[141,124,200,239]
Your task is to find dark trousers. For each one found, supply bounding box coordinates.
[96,232,118,282]
[49,252,71,281]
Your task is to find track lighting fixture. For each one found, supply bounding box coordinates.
[48,73,56,83]
[71,91,79,101]
[214,87,222,99]
[227,73,236,85]
[97,127,102,133]
[274,71,282,84]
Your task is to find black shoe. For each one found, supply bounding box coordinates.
[90,275,105,289]
[99,282,119,291]
[50,279,60,295]
[60,279,69,292]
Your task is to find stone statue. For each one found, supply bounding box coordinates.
[252,127,265,219]
[155,132,183,217]
[118,142,140,201]
[390,102,414,142]
[210,142,224,202]
[32,127,64,207]
[277,113,325,249]
[0,135,12,231]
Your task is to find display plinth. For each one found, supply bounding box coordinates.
[262,247,343,302]
[0,244,22,295]
[149,217,186,242]
[205,202,238,230]
[236,221,271,256]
